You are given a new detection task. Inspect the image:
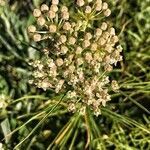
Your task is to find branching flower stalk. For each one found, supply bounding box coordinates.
[28,0,123,116]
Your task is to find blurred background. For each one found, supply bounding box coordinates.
[0,0,150,149]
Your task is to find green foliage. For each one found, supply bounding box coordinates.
[0,0,150,149]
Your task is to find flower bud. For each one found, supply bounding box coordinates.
[48,10,56,19]
[50,4,58,12]
[95,3,102,11]
[85,6,92,14]
[112,36,119,43]
[82,40,90,48]
[101,22,108,31]
[37,17,46,26]
[33,9,41,18]
[104,9,111,17]
[61,6,68,12]
[63,22,71,30]
[85,52,92,63]
[69,65,75,73]
[61,11,69,20]
[69,37,76,45]
[96,0,102,4]
[49,24,57,33]
[84,32,92,40]
[33,34,41,42]
[103,32,110,40]
[102,2,108,10]
[41,4,49,12]
[77,0,85,7]
[91,43,98,51]
[98,37,106,46]
[60,35,67,43]
[77,58,83,66]
[109,27,116,35]
[105,44,113,53]
[76,46,83,54]
[56,58,63,66]
[96,28,102,37]
[61,45,68,54]
[28,25,36,33]
[88,0,93,2]
[52,0,59,5]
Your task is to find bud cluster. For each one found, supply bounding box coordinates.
[28,0,122,116]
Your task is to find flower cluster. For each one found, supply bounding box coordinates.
[28,0,122,116]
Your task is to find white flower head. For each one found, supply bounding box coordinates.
[29,0,123,116]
